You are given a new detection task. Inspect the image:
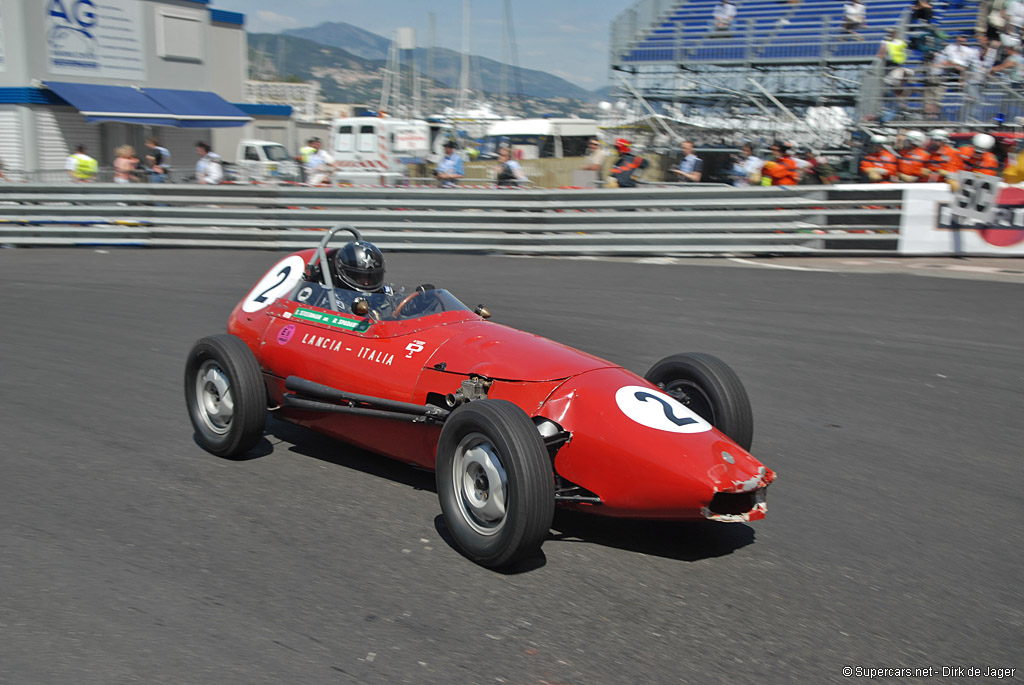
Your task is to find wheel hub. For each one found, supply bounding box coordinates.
[196,360,234,435]
[454,433,508,536]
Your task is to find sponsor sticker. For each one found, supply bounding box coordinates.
[614,385,712,434]
[293,306,371,332]
[277,324,296,345]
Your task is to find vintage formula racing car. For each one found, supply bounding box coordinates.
[185,226,776,567]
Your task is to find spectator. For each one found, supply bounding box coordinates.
[760,141,800,185]
[580,138,608,178]
[672,140,703,182]
[194,142,223,185]
[843,0,867,39]
[797,147,838,184]
[713,0,737,31]
[729,142,764,186]
[921,53,946,119]
[910,0,933,24]
[145,137,171,183]
[882,64,914,118]
[113,145,139,183]
[434,140,465,187]
[990,43,1024,83]
[965,36,1001,121]
[940,33,979,83]
[859,135,898,182]
[494,146,528,187]
[0,158,8,182]
[608,138,649,188]
[66,144,97,182]
[878,28,909,68]
[896,130,930,182]
[304,138,336,185]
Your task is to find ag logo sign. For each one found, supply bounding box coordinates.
[615,385,712,434]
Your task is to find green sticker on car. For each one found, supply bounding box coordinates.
[293,306,370,332]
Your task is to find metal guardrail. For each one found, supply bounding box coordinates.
[0,183,903,255]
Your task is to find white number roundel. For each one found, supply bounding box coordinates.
[615,385,712,434]
[242,255,306,313]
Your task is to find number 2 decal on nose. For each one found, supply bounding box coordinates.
[615,385,712,434]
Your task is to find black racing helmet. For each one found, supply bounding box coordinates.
[334,240,385,292]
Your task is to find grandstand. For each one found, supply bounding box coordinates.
[609,0,1023,140]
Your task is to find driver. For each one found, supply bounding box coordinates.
[331,240,385,293]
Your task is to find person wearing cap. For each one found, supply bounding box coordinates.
[896,131,931,182]
[435,140,464,187]
[959,133,1000,176]
[925,129,964,183]
[608,138,648,188]
[860,135,898,182]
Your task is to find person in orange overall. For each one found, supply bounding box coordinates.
[860,135,898,182]
[760,141,800,185]
[896,130,931,182]
[925,129,964,183]
[959,133,1000,176]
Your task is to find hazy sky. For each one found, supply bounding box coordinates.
[209,0,632,89]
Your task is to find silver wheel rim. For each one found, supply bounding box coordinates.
[195,360,234,435]
[452,432,508,536]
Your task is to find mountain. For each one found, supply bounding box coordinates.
[248,32,605,118]
[280,21,598,102]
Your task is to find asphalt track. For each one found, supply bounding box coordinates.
[1,249,1021,684]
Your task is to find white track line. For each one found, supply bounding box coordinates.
[728,257,834,272]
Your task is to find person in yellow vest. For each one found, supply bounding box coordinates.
[66,145,98,182]
[877,28,908,68]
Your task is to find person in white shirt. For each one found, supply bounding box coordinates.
[194,142,223,185]
[713,0,736,31]
[304,138,336,185]
[729,143,764,186]
[843,0,867,38]
[940,34,980,83]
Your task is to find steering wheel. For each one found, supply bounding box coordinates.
[392,291,423,318]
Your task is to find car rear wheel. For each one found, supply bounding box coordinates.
[645,353,753,451]
[184,334,266,458]
[436,400,554,568]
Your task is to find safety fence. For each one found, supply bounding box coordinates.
[0,182,904,255]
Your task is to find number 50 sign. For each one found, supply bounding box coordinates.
[951,171,999,222]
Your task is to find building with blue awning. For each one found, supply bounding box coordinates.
[0,0,304,176]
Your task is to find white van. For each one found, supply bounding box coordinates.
[330,116,441,185]
[232,140,301,183]
[485,118,599,159]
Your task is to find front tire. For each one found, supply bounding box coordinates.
[645,353,754,451]
[436,400,554,568]
[184,334,267,457]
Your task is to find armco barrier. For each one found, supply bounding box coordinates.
[0,183,904,255]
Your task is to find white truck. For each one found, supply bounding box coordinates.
[227,140,301,183]
[329,116,454,186]
[485,118,599,160]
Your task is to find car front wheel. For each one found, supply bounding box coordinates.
[184,334,266,457]
[645,353,753,451]
[436,400,554,568]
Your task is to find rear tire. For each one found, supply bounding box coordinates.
[645,353,753,450]
[436,400,554,568]
[184,334,266,457]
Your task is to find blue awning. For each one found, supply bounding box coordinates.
[43,81,178,127]
[140,88,252,128]
[42,82,252,128]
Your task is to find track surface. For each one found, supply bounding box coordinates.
[1,250,1021,684]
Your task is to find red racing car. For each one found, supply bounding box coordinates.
[185,225,776,567]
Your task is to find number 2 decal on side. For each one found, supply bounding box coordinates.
[242,255,307,313]
[615,385,712,434]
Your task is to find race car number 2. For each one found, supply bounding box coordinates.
[242,256,307,313]
[615,385,712,434]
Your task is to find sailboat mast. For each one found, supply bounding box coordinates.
[457,0,470,111]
